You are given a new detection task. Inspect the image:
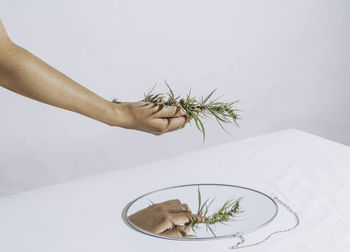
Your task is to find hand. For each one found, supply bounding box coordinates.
[128,199,205,237]
[112,102,190,135]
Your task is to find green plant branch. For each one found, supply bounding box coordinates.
[112,82,241,141]
[189,187,243,237]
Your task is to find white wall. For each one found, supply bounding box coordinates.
[0,0,349,197]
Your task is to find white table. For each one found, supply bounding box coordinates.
[0,129,349,251]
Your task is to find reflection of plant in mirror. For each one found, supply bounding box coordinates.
[112,82,241,141]
[188,187,243,237]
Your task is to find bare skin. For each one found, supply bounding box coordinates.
[0,19,189,135]
[129,199,205,237]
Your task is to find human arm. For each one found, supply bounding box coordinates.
[0,19,188,135]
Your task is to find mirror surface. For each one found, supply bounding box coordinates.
[123,184,277,240]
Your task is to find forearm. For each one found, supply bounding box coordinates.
[0,41,117,125]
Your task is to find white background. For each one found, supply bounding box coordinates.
[0,0,349,197]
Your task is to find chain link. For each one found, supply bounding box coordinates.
[230,195,300,249]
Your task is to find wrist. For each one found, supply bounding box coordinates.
[106,102,130,128]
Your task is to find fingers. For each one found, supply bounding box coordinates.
[193,214,206,223]
[157,200,191,213]
[187,108,201,120]
[152,212,194,234]
[161,228,183,237]
[160,199,181,205]
[160,225,190,237]
[130,101,163,115]
[148,104,203,135]
[167,116,188,131]
[170,213,206,226]
[154,115,188,135]
[150,199,203,236]
[154,105,186,118]
[124,101,203,135]
[165,204,191,213]
[170,212,193,225]
[178,225,191,234]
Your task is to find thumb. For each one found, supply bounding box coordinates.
[160,225,191,237]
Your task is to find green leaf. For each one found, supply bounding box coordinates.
[197,186,202,215]
[202,89,217,104]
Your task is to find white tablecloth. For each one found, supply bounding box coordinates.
[0,129,349,251]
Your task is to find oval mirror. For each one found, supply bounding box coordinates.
[122,184,278,240]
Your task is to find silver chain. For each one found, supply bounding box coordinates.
[230,195,300,249]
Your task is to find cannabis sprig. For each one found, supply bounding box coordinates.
[112,82,241,140]
[189,187,243,237]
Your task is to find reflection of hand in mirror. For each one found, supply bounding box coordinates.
[128,199,205,237]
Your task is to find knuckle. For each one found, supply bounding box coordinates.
[153,128,165,135]
[158,127,167,134]
[182,204,190,211]
[156,130,164,135]
[174,199,181,204]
